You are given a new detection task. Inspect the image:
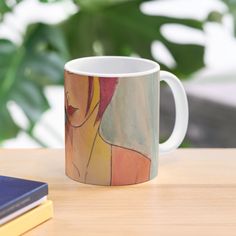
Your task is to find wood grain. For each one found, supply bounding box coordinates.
[0,149,236,236]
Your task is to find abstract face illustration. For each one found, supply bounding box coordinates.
[65,73,119,127]
[65,72,151,186]
[65,75,99,127]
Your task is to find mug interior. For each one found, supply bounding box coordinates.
[64,56,160,77]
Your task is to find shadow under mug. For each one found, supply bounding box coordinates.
[64,56,188,186]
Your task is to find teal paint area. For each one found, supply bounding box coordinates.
[100,73,159,179]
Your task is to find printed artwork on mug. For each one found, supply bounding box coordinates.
[65,71,151,186]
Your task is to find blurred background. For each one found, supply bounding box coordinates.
[0,0,235,148]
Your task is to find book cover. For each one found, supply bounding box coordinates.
[0,176,48,219]
[0,200,53,236]
[0,196,47,225]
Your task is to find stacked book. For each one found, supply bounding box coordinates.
[0,176,53,235]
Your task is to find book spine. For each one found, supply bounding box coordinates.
[0,200,53,236]
[0,184,48,219]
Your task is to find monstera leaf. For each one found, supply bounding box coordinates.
[0,24,68,143]
[0,0,207,145]
[63,0,204,78]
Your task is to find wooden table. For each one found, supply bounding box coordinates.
[0,149,236,236]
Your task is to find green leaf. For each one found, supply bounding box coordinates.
[0,0,22,19]
[0,24,69,142]
[62,0,204,77]
[164,41,204,78]
[0,105,19,142]
[207,11,223,23]
[0,1,11,16]
[0,0,207,145]
[39,0,62,2]
[75,0,135,10]
[11,81,50,124]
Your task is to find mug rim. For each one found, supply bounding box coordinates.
[64,56,160,78]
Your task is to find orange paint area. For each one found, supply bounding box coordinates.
[111,146,151,185]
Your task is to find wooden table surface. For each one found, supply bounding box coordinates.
[0,149,236,236]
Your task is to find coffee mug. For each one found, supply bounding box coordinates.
[64,56,188,186]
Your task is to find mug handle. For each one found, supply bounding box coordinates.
[159,71,189,154]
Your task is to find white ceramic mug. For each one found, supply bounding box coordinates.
[64,56,188,186]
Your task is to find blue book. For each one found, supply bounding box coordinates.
[0,176,48,220]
